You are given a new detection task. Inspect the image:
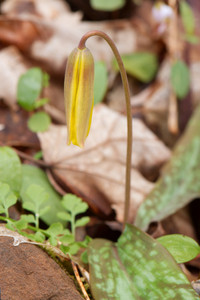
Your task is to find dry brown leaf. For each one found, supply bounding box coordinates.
[38,104,170,223]
[1,0,137,73]
[132,58,200,131]
[0,47,27,107]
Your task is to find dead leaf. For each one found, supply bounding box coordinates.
[0,17,41,51]
[38,104,170,223]
[0,103,39,148]
[1,0,137,74]
[0,47,27,107]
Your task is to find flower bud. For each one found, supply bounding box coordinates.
[64,47,94,147]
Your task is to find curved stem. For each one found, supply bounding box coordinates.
[79,31,132,229]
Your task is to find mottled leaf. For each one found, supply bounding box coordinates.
[157,234,200,264]
[0,146,22,196]
[89,224,198,300]
[135,105,200,230]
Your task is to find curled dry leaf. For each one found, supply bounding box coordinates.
[38,104,170,223]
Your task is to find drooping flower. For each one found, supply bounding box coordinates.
[64,47,94,147]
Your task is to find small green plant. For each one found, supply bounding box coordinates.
[17,67,51,133]
[0,164,90,256]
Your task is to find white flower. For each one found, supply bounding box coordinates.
[152,2,173,24]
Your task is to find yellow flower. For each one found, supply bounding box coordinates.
[64,47,94,147]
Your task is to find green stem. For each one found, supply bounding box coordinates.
[0,215,49,237]
[78,31,132,229]
[71,213,75,237]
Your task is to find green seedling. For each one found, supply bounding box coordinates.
[17,67,51,133]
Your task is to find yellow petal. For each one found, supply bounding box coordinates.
[64,47,94,147]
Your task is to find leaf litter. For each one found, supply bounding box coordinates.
[38,104,170,222]
[1,0,200,298]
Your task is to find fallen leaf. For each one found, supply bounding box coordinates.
[0,17,41,51]
[38,104,170,222]
[0,103,39,148]
[1,0,137,73]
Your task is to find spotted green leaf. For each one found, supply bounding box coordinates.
[135,104,200,230]
[157,234,200,264]
[89,224,198,300]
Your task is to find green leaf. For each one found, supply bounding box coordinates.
[33,151,43,160]
[57,211,71,222]
[0,146,22,196]
[46,222,64,236]
[171,60,190,99]
[81,250,88,264]
[184,34,199,44]
[49,236,58,246]
[89,224,198,300]
[28,112,51,133]
[20,165,63,225]
[0,182,17,216]
[59,234,74,244]
[180,1,195,35]
[113,52,158,82]
[34,98,49,109]
[43,72,50,87]
[22,231,46,243]
[17,68,43,111]
[94,61,108,105]
[135,104,200,230]
[68,243,81,255]
[157,234,200,264]
[23,184,49,215]
[90,0,125,11]
[75,217,90,227]
[61,194,88,215]
[14,214,35,230]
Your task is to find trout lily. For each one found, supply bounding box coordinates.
[64,47,94,147]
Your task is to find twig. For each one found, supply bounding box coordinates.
[71,261,91,300]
